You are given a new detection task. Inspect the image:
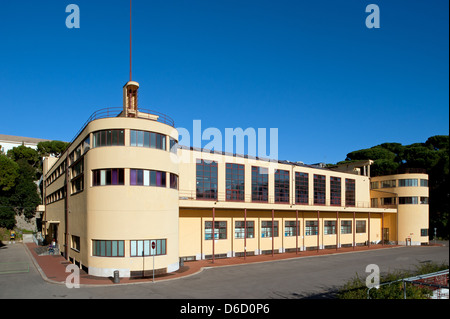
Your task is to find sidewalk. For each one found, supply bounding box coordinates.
[24,242,407,286]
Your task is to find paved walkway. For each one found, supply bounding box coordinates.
[23,242,413,286]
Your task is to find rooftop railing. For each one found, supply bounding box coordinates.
[70,107,175,144]
[178,190,372,208]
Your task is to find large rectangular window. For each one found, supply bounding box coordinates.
[275,169,290,203]
[381,197,396,205]
[330,177,341,206]
[93,240,124,257]
[235,221,254,239]
[313,174,326,205]
[295,172,309,204]
[356,221,366,233]
[130,169,166,187]
[226,163,245,201]
[93,130,124,148]
[196,160,218,200]
[420,179,428,187]
[398,179,418,187]
[261,221,278,237]
[205,221,227,240]
[252,166,268,202]
[324,221,336,235]
[380,180,396,188]
[399,196,418,205]
[284,221,299,237]
[345,178,356,207]
[305,221,318,236]
[92,169,124,186]
[341,221,352,234]
[130,130,166,151]
[130,239,167,256]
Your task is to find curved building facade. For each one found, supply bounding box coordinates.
[43,82,180,277]
[370,173,429,245]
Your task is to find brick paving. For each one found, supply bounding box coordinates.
[25,242,400,286]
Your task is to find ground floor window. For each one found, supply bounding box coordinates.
[284,221,298,236]
[324,220,336,235]
[130,239,167,256]
[305,221,318,236]
[235,221,254,239]
[205,221,227,240]
[71,235,80,252]
[92,240,124,257]
[341,220,352,234]
[356,221,366,233]
[261,221,278,238]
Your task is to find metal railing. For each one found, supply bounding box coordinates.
[70,107,175,144]
[178,190,371,208]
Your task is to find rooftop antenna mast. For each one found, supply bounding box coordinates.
[123,0,139,117]
[129,0,133,81]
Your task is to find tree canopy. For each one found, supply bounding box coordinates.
[337,135,449,239]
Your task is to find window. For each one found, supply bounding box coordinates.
[235,221,254,239]
[330,177,341,206]
[92,169,124,186]
[72,160,84,179]
[380,180,396,188]
[371,198,378,208]
[420,179,428,187]
[93,240,124,257]
[324,221,336,235]
[169,137,178,154]
[83,136,90,154]
[370,181,379,189]
[285,221,299,237]
[275,170,290,203]
[345,178,356,207]
[196,160,218,200]
[398,179,418,187]
[205,221,227,240]
[295,172,309,204]
[341,221,352,234]
[356,221,366,233]
[420,197,429,204]
[399,197,418,205]
[381,197,396,205]
[305,221,318,236]
[130,239,167,256]
[72,176,83,194]
[261,221,278,237]
[71,235,80,252]
[130,169,166,187]
[313,174,326,205]
[252,166,268,202]
[92,130,124,148]
[421,229,428,237]
[226,163,245,201]
[170,173,179,190]
[130,130,167,151]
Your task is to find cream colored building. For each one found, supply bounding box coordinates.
[41,81,429,278]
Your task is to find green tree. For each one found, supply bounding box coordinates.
[9,160,41,220]
[0,154,19,192]
[339,135,449,239]
[37,140,69,158]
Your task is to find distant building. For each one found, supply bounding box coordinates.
[0,134,50,154]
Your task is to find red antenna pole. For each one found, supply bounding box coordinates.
[129,0,133,81]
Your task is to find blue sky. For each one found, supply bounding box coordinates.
[0,0,448,164]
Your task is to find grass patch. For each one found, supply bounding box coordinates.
[337,261,449,299]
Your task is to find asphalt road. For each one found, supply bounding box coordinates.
[0,243,448,299]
